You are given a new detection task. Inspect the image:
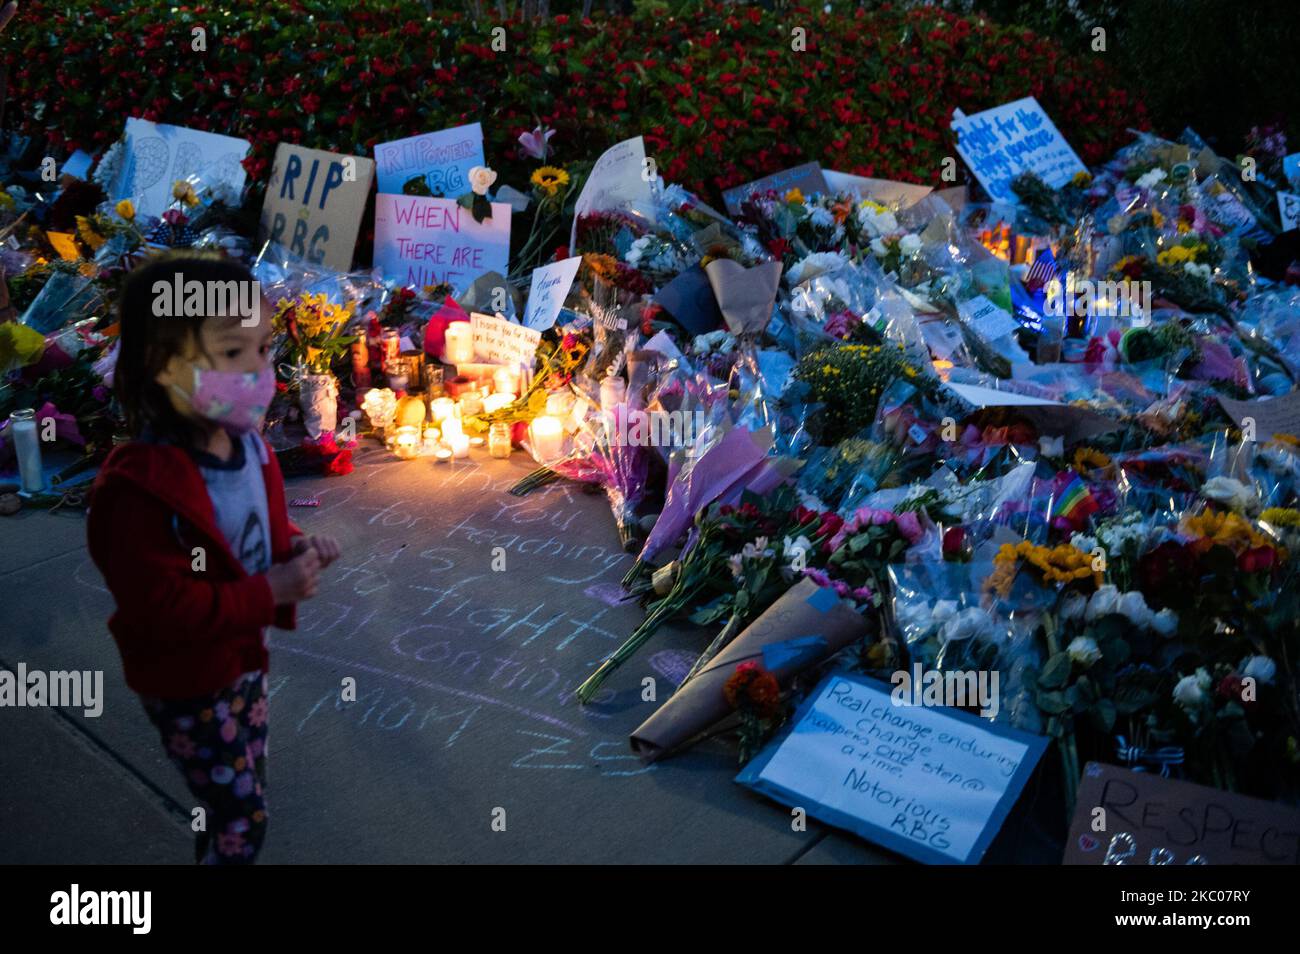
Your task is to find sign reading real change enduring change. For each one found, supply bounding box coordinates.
[372,193,511,291]
[736,672,1047,864]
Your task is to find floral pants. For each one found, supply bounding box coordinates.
[141,673,270,864]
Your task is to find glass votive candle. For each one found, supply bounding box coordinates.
[448,431,470,458]
[530,415,564,460]
[444,322,474,365]
[392,425,421,460]
[493,367,519,396]
[489,422,512,459]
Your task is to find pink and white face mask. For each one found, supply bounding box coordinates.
[174,364,276,434]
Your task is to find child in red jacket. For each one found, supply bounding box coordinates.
[88,251,340,864]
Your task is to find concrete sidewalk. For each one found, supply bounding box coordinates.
[1,446,915,864]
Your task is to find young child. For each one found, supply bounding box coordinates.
[88,251,340,864]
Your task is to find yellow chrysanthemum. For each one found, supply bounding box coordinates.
[530,165,570,197]
[114,199,135,221]
[785,188,804,204]
[1260,507,1300,528]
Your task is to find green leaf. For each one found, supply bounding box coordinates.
[1036,690,1070,715]
[1038,652,1072,689]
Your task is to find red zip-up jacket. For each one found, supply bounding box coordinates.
[87,437,299,699]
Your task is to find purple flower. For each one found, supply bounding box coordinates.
[517,124,555,161]
[893,510,923,543]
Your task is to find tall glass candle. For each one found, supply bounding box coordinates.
[9,409,44,493]
[530,415,564,461]
[444,322,474,365]
[430,397,455,423]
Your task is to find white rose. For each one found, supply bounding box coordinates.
[939,607,993,643]
[870,238,889,258]
[1117,590,1153,629]
[1151,608,1178,636]
[1201,476,1258,513]
[1241,655,1277,685]
[899,233,923,256]
[1059,590,1088,622]
[1172,673,1203,709]
[1067,636,1102,668]
[1136,167,1167,190]
[468,165,497,196]
[1085,584,1120,621]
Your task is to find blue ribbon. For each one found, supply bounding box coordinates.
[1115,735,1185,778]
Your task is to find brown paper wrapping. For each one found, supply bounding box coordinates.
[704,258,782,337]
[629,577,869,763]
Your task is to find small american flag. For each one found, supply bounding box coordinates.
[1024,246,1060,292]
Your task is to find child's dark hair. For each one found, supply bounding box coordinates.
[114,250,259,445]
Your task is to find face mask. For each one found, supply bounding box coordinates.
[173,363,276,434]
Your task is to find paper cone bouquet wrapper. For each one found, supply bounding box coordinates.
[630,577,870,763]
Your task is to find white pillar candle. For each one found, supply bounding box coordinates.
[441,416,463,439]
[10,409,44,494]
[530,415,564,461]
[430,397,455,422]
[444,322,474,365]
[448,432,470,458]
[493,367,519,397]
[600,374,627,414]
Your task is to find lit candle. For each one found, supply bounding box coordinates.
[444,322,474,365]
[489,422,512,459]
[448,431,470,458]
[493,366,519,397]
[530,415,564,461]
[433,446,452,463]
[459,392,484,417]
[441,416,463,439]
[483,392,513,414]
[392,425,421,460]
[430,397,455,422]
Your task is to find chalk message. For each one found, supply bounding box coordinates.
[373,122,485,196]
[471,311,541,367]
[736,673,1046,864]
[951,97,1087,203]
[721,162,830,215]
[523,257,582,330]
[259,144,375,271]
[373,194,511,292]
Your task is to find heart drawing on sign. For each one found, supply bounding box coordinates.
[1078,834,1100,852]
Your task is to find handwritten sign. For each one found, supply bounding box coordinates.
[570,136,655,251]
[373,122,484,197]
[372,194,510,293]
[1218,391,1300,440]
[951,97,1086,203]
[1064,762,1300,865]
[471,311,541,367]
[736,672,1046,864]
[959,294,1021,341]
[113,118,251,216]
[1279,191,1300,232]
[258,144,375,271]
[523,257,582,330]
[721,162,830,216]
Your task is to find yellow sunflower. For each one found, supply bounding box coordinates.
[530,165,570,197]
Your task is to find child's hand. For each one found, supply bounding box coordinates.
[266,548,321,606]
[292,534,342,568]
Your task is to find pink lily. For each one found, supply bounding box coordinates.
[517,125,554,161]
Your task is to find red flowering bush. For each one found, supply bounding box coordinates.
[4,1,1146,205]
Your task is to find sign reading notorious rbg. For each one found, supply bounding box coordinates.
[372,193,511,292]
[258,144,375,271]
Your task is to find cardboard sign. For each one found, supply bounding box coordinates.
[1218,391,1300,440]
[372,194,510,293]
[522,256,582,330]
[113,118,250,217]
[736,672,1047,864]
[1278,191,1300,232]
[258,144,375,272]
[373,122,484,197]
[721,161,830,215]
[470,311,540,367]
[823,169,933,209]
[1064,762,1300,865]
[569,136,655,252]
[951,97,1087,203]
